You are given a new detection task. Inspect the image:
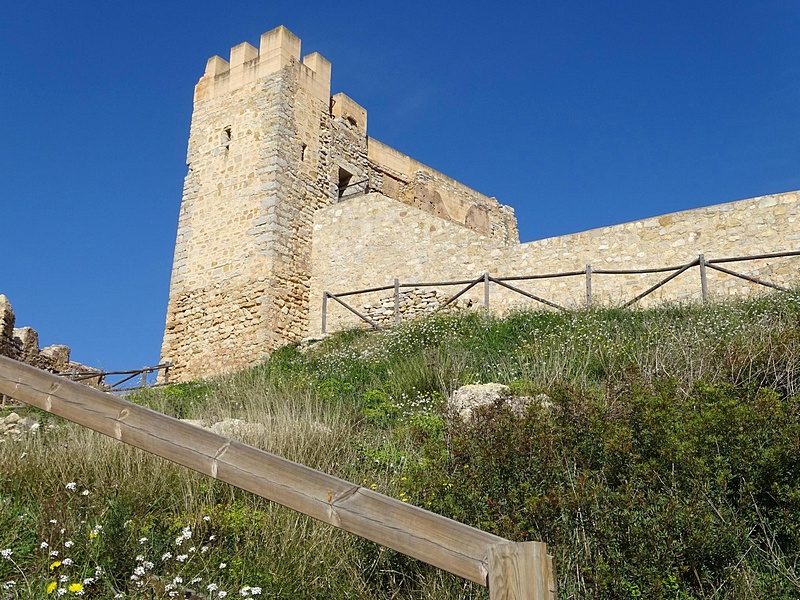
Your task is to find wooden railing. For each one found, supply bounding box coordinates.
[322,250,800,332]
[58,362,172,391]
[0,356,556,599]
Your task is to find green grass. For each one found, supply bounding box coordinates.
[2,291,800,598]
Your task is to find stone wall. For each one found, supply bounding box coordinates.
[361,288,478,326]
[161,26,519,382]
[366,140,519,244]
[161,25,800,383]
[308,191,800,333]
[0,295,103,384]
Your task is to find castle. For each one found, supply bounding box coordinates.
[161,26,800,382]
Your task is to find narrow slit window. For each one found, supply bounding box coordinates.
[223,127,232,151]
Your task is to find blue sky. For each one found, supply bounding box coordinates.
[1,1,798,373]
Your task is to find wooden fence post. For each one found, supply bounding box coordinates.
[484,272,490,310]
[141,369,148,389]
[321,292,328,333]
[488,541,556,600]
[394,278,400,325]
[585,264,592,308]
[699,253,708,303]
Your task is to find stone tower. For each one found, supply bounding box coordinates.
[162,26,519,381]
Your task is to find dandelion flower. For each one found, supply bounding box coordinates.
[68,582,83,593]
[49,561,62,570]
[47,581,57,594]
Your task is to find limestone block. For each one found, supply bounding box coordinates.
[13,327,39,364]
[38,345,71,373]
[0,295,16,358]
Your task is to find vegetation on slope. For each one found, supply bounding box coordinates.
[1,293,800,599]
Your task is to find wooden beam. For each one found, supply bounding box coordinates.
[0,356,508,586]
[488,542,556,600]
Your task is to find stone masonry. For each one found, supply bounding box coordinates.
[162,26,800,382]
[309,191,800,333]
[161,26,516,382]
[0,294,104,384]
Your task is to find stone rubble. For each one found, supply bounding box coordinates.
[361,288,476,326]
[0,411,40,441]
[0,294,107,404]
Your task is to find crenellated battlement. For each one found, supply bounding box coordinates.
[194,25,331,104]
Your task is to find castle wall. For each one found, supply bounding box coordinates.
[366,139,519,244]
[308,191,800,334]
[162,25,799,383]
[161,28,344,381]
[162,26,522,382]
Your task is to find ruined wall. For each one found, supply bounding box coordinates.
[308,191,800,333]
[366,139,519,244]
[0,295,102,381]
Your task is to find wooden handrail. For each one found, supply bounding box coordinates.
[0,356,555,597]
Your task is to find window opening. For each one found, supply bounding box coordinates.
[337,168,353,200]
[223,127,232,152]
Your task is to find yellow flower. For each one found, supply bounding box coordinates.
[89,532,97,539]
[68,582,84,593]
[46,581,57,594]
[49,561,61,570]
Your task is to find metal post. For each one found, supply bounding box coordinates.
[321,292,328,334]
[585,264,592,308]
[699,253,708,303]
[484,272,490,310]
[394,278,400,325]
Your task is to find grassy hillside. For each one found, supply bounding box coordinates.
[2,293,800,599]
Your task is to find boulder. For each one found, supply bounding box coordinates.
[449,383,550,419]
